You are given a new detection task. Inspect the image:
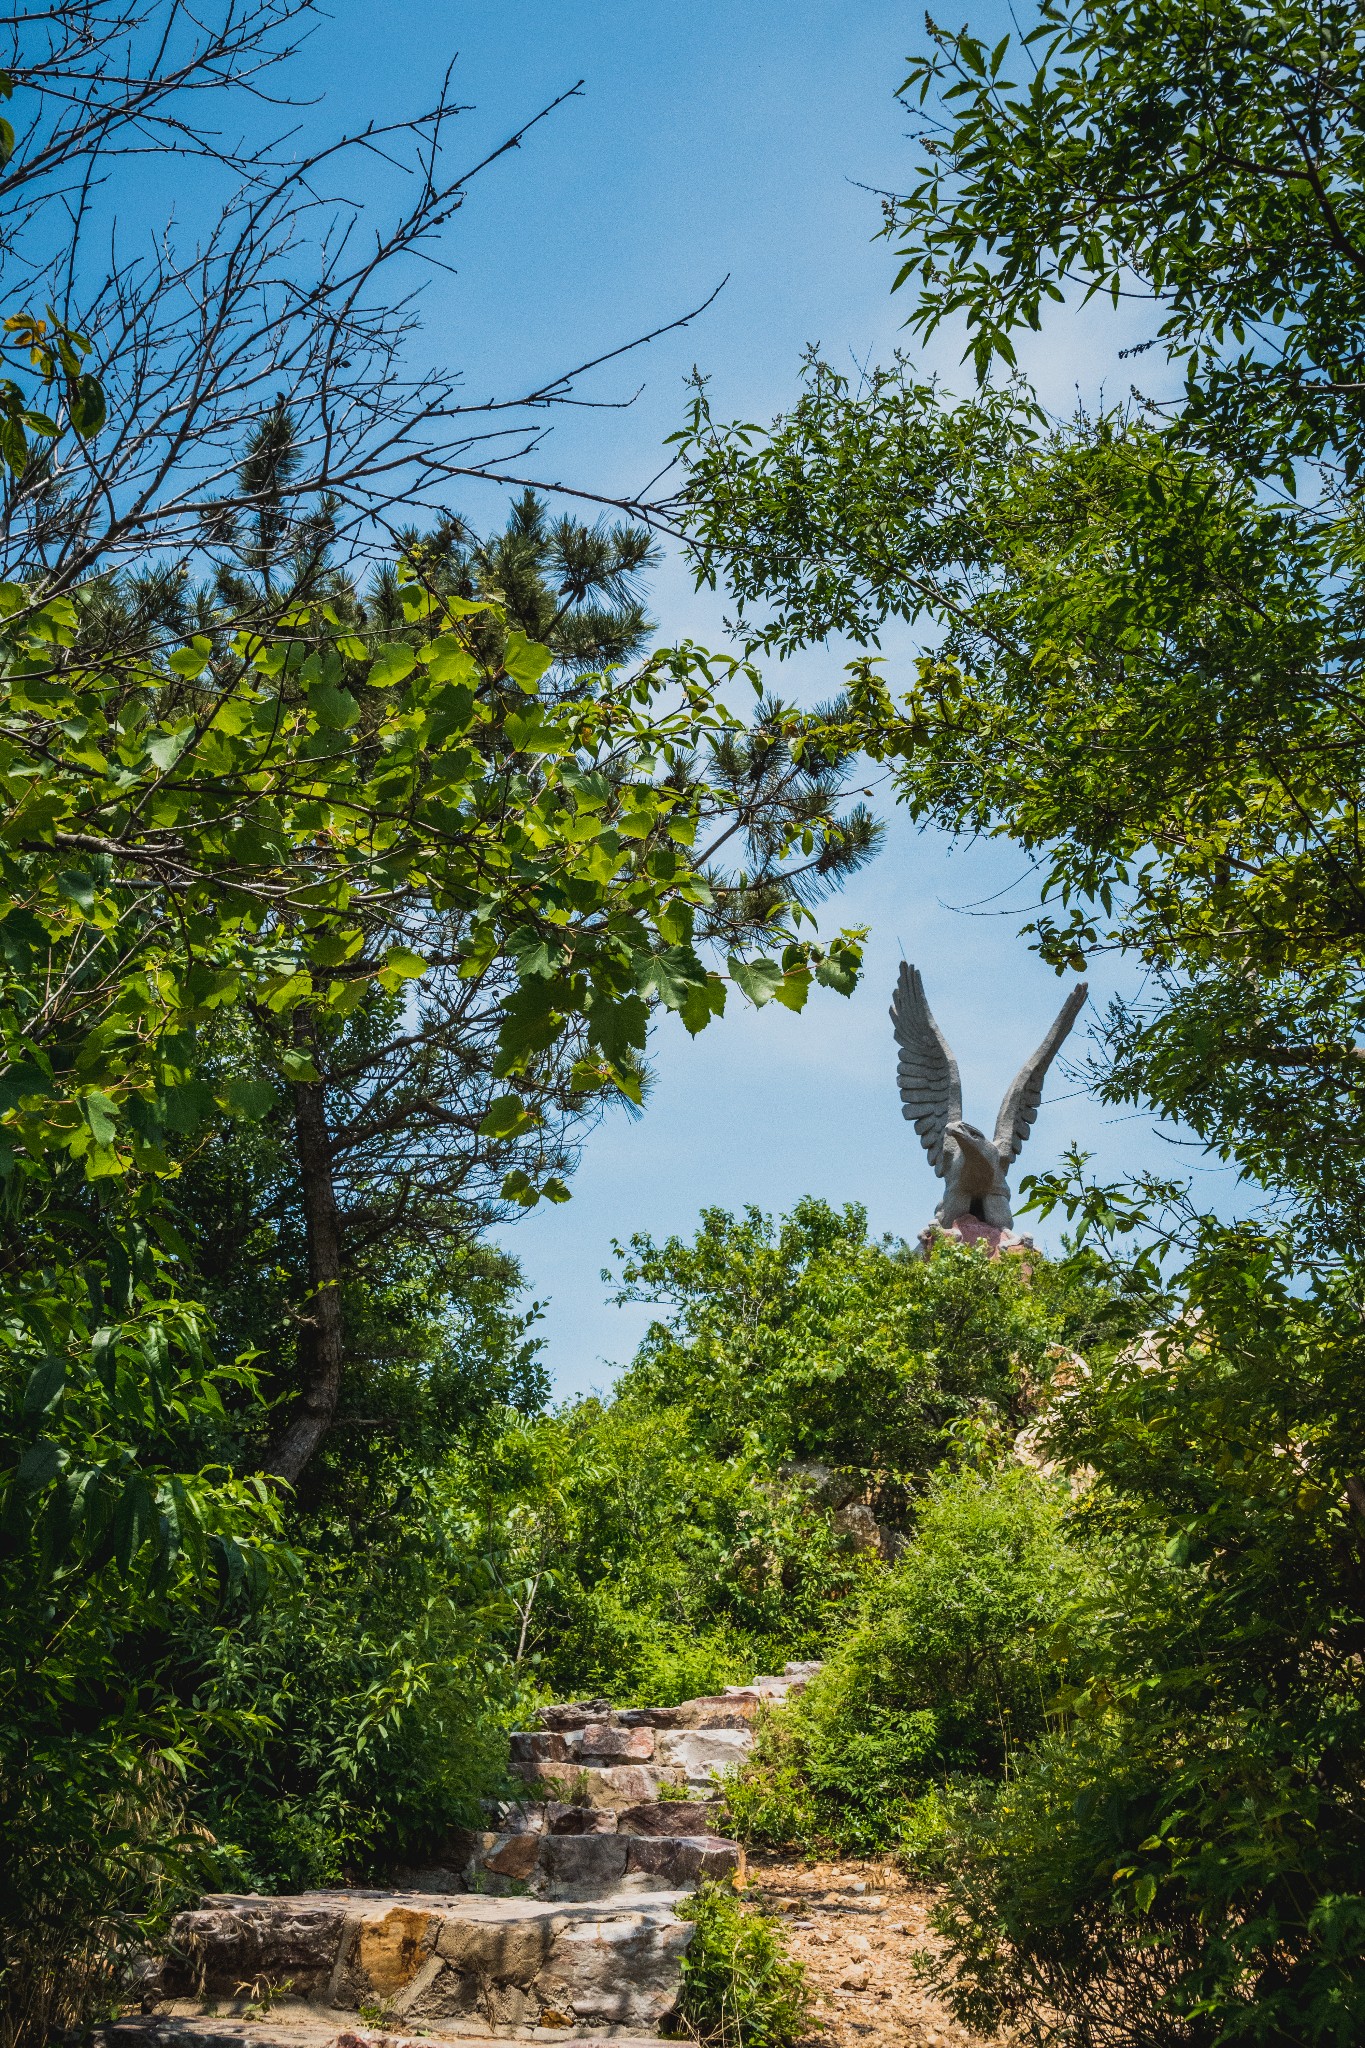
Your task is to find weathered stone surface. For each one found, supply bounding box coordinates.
[656,1729,753,1782]
[624,1836,741,1886]
[103,2019,678,2048]
[547,1801,618,1835]
[535,1834,630,1899]
[480,1832,542,1882]
[535,1698,612,1731]
[508,1729,573,1764]
[161,1890,693,2034]
[510,1760,685,1809]
[672,1692,760,1727]
[165,1901,348,1998]
[615,1799,719,1838]
[614,1706,680,1729]
[578,1723,654,1762]
[426,1891,693,2027]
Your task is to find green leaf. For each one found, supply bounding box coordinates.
[160,1078,216,1134]
[56,869,96,912]
[636,944,709,1011]
[82,1090,118,1145]
[16,1439,64,1490]
[678,974,727,1036]
[68,373,105,437]
[145,729,189,772]
[730,956,784,1007]
[479,1093,540,1140]
[278,1047,320,1083]
[219,1073,276,1122]
[168,639,212,679]
[503,631,554,693]
[368,642,418,689]
[22,1356,65,1418]
[308,680,360,729]
[379,947,427,983]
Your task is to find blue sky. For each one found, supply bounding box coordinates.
[297,2,1225,1394]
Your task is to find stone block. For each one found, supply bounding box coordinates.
[535,1833,629,1899]
[656,1728,753,1781]
[536,1698,611,1730]
[164,1899,347,1997]
[616,1799,719,1838]
[578,1722,655,1761]
[508,1729,572,1764]
[624,1835,742,1886]
[479,1831,542,1882]
[670,1692,760,1728]
[163,1888,694,2034]
[547,1801,618,1835]
[511,1758,685,1809]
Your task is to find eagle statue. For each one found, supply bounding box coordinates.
[891,963,1088,1234]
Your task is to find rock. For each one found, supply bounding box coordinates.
[656,1728,753,1782]
[165,1900,348,1998]
[674,1692,761,1726]
[839,1964,870,1990]
[624,1836,741,1886]
[547,1801,618,1834]
[164,1888,695,2032]
[536,1698,612,1730]
[479,1832,542,1883]
[579,1722,655,1761]
[507,1729,573,1764]
[510,1759,686,1809]
[832,1502,881,1553]
[616,1799,718,1838]
[535,1834,630,1899]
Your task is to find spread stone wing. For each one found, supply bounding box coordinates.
[993,982,1089,1167]
[891,962,962,1177]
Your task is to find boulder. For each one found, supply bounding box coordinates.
[164,1888,695,2033]
[624,1835,741,1886]
[579,1722,655,1761]
[164,1899,347,1998]
[656,1728,753,1782]
[536,1698,612,1731]
[673,1692,761,1727]
[617,1799,719,1837]
[507,1728,573,1764]
[510,1759,686,1809]
[547,1801,618,1834]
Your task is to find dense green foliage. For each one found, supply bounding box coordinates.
[724,1466,1095,1859]
[678,0,1365,2038]
[675,1882,811,2048]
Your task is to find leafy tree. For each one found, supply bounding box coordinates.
[676,1,1365,2036]
[453,1389,864,1704]
[612,1198,1114,1521]
[677,0,1365,1260]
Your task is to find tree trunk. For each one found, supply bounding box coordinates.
[269,1008,346,1484]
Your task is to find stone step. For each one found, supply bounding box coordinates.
[104,2012,675,2048]
[510,1731,753,1805]
[391,1829,740,1900]
[160,1889,696,2035]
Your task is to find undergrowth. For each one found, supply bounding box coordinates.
[675,1881,810,2048]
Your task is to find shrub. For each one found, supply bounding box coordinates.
[675,1881,810,2048]
[724,1465,1096,1857]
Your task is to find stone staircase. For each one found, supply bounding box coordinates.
[107,1665,819,2048]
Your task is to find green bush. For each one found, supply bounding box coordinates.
[931,1240,1365,2047]
[675,1881,810,2048]
[724,1464,1096,1857]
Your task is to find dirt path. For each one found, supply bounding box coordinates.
[746,1856,1003,2048]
